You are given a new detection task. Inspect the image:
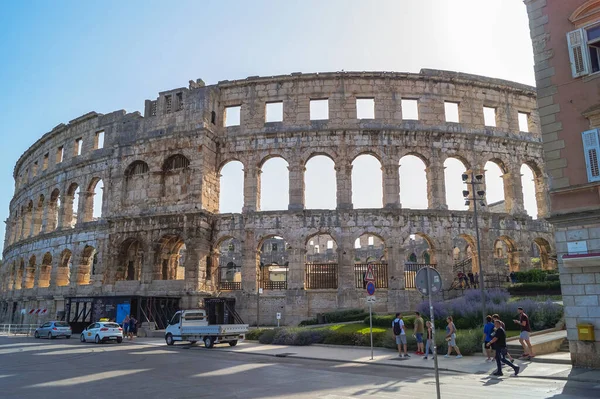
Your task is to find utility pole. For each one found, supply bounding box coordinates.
[463,172,487,327]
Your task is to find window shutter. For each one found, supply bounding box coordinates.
[567,29,590,78]
[582,129,600,182]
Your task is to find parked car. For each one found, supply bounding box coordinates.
[80,322,124,344]
[34,321,72,339]
[165,309,248,348]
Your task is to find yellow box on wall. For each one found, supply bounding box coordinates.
[577,324,595,341]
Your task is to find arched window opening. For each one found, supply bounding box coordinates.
[305,155,336,209]
[259,236,289,290]
[163,154,190,172]
[63,183,79,228]
[33,195,44,235]
[39,252,52,288]
[15,260,24,290]
[117,239,143,282]
[403,233,436,289]
[217,238,242,290]
[162,155,191,198]
[532,238,556,270]
[260,157,289,211]
[521,164,538,219]
[399,155,428,209]
[88,179,104,221]
[57,249,72,287]
[453,247,461,261]
[22,201,33,237]
[444,158,468,210]
[354,233,387,288]
[408,252,418,263]
[452,235,476,278]
[494,236,519,277]
[48,189,60,231]
[485,161,505,212]
[352,154,383,208]
[78,245,96,285]
[305,233,338,289]
[24,255,36,289]
[157,235,186,280]
[219,161,244,213]
[124,161,150,204]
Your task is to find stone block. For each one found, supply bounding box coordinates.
[564,306,589,318]
[574,295,599,307]
[572,273,596,285]
[566,229,589,241]
[561,284,585,295]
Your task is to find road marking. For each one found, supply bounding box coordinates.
[192,363,274,377]
[25,369,151,388]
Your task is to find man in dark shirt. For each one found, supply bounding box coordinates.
[513,307,534,358]
[486,319,520,377]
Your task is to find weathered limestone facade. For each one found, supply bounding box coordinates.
[0,70,554,326]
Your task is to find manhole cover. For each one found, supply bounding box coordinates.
[275,353,296,357]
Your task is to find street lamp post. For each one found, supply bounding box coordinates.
[462,172,487,327]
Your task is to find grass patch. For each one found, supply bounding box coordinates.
[325,323,387,334]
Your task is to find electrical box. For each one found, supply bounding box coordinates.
[577,324,595,341]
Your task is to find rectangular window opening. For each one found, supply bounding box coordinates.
[74,138,82,156]
[310,99,329,121]
[483,106,497,127]
[57,146,64,163]
[518,112,529,132]
[224,105,241,127]
[327,240,333,249]
[165,95,172,114]
[401,99,419,120]
[43,153,49,170]
[444,101,460,123]
[32,162,38,177]
[356,98,375,119]
[95,131,105,150]
[176,92,183,111]
[265,101,283,123]
[368,236,374,246]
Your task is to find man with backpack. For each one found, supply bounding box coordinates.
[392,313,409,358]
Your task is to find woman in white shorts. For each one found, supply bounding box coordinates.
[444,316,463,359]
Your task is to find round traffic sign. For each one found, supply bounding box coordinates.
[415,266,443,295]
[366,281,376,296]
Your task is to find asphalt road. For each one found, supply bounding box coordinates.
[0,336,596,399]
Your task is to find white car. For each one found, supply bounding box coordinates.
[80,322,124,344]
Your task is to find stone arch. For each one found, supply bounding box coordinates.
[33,194,44,235]
[354,232,386,262]
[215,236,242,290]
[56,249,72,287]
[494,235,519,273]
[259,155,289,211]
[22,200,33,238]
[305,232,338,263]
[84,177,104,222]
[39,252,52,288]
[452,234,476,273]
[156,234,186,280]
[405,232,437,263]
[161,154,191,198]
[77,245,96,285]
[47,188,60,231]
[219,160,244,213]
[117,238,144,282]
[63,183,79,228]
[532,237,556,270]
[14,259,24,290]
[399,154,428,209]
[352,153,383,208]
[485,160,506,213]
[305,154,336,210]
[124,160,150,204]
[24,255,36,289]
[522,161,547,218]
[444,157,469,210]
[258,235,290,290]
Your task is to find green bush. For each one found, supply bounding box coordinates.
[513,269,554,283]
[298,308,370,326]
[508,281,561,295]
[367,314,416,329]
[258,329,277,344]
[246,328,267,340]
[545,274,560,282]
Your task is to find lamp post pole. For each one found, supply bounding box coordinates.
[464,172,487,327]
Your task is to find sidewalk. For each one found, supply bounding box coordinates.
[136,338,600,384]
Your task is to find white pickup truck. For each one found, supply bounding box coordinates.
[165,309,248,348]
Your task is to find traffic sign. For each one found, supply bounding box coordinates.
[415,266,443,295]
[364,263,375,282]
[366,296,376,303]
[366,281,375,296]
[276,312,281,320]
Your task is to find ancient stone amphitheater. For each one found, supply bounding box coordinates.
[0,69,555,329]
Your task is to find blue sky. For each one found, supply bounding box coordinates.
[0,0,536,252]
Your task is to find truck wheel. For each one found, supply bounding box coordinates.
[229,340,238,347]
[166,334,174,346]
[204,336,214,349]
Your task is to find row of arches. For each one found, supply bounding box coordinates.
[3,246,97,291]
[8,179,104,246]
[219,154,543,218]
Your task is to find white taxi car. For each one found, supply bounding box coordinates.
[80,322,124,344]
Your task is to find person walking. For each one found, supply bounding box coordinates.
[122,315,130,337]
[414,311,425,355]
[492,314,514,361]
[468,272,475,289]
[423,320,435,360]
[483,315,495,362]
[444,316,462,359]
[128,315,137,340]
[486,319,520,377]
[392,313,409,358]
[514,307,534,359]
[473,272,479,288]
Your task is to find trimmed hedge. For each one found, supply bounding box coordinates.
[299,308,370,326]
[507,281,561,295]
[366,314,416,329]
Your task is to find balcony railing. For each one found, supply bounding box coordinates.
[354,263,388,288]
[305,263,338,289]
[404,263,437,290]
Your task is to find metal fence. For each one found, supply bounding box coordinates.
[305,263,338,289]
[353,263,389,288]
[404,263,437,289]
[0,324,39,336]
